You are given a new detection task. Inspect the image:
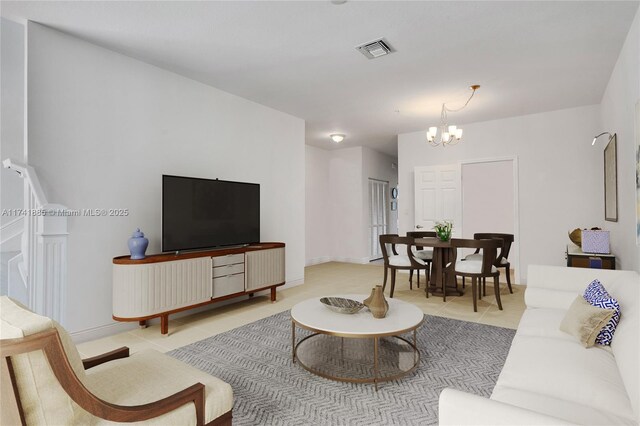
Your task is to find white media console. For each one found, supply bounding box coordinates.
[112,242,285,334]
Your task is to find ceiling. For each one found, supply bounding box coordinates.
[2,1,638,156]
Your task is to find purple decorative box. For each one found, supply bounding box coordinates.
[582,230,610,254]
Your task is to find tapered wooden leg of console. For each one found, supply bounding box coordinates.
[160,314,169,335]
[271,287,276,302]
[139,320,147,329]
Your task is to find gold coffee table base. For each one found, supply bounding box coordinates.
[292,321,421,391]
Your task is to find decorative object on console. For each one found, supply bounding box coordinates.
[559,296,614,348]
[127,228,149,260]
[582,229,610,254]
[583,279,621,345]
[568,227,604,250]
[320,297,365,314]
[568,228,583,247]
[363,285,389,319]
[426,85,480,147]
[433,220,453,242]
[604,134,618,222]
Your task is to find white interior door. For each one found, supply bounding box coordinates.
[414,165,461,236]
[369,179,389,260]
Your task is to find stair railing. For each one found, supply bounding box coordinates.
[3,159,68,325]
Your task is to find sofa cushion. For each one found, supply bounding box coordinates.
[524,288,579,311]
[559,296,614,348]
[583,279,621,345]
[495,334,634,421]
[491,385,638,425]
[516,307,577,342]
[81,349,234,425]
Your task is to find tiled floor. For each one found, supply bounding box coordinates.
[77,262,525,357]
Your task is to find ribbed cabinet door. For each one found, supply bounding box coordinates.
[245,248,285,291]
[113,257,212,318]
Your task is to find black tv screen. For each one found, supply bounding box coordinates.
[162,175,260,252]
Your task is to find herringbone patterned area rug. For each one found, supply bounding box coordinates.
[169,311,515,425]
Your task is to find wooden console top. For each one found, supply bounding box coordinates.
[113,242,285,264]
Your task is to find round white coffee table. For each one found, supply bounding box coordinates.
[290,295,424,390]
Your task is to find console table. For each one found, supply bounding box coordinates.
[112,242,285,334]
[566,244,615,270]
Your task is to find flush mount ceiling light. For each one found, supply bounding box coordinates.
[356,39,393,59]
[330,134,345,143]
[592,132,614,146]
[427,85,480,148]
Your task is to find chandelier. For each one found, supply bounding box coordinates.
[427,85,480,147]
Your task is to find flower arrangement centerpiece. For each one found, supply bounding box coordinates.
[434,220,453,242]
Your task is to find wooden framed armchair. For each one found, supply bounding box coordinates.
[379,234,430,298]
[0,296,233,426]
[464,233,514,294]
[406,231,436,288]
[451,238,502,312]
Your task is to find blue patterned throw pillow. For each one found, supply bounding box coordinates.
[583,280,621,345]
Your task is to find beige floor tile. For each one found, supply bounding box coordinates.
[129,322,215,351]
[77,331,165,357]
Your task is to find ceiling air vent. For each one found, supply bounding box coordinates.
[356,39,393,59]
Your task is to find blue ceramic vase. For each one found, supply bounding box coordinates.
[128,228,149,260]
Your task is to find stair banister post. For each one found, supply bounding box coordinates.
[3,158,68,325]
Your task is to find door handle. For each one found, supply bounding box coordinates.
[416,225,424,229]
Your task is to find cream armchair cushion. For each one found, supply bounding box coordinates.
[389,255,425,267]
[80,350,233,425]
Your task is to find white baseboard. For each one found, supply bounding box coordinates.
[305,256,331,266]
[306,256,376,266]
[70,321,137,343]
[330,256,370,265]
[283,277,304,288]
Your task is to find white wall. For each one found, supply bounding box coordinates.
[599,8,640,272]
[26,22,305,336]
[399,105,602,283]
[305,145,332,264]
[1,18,25,232]
[305,145,398,265]
[329,147,365,263]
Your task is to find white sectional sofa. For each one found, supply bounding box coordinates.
[439,264,639,425]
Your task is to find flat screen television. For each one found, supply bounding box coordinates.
[162,175,260,252]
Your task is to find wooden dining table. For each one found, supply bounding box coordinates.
[413,237,464,300]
